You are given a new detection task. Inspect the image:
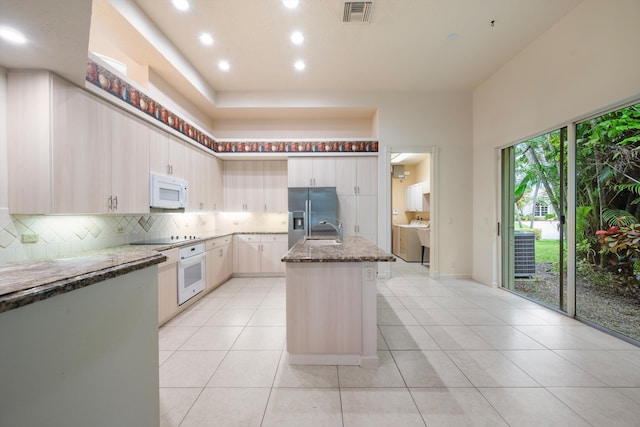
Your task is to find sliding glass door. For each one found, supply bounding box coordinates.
[501,128,567,312]
[574,102,640,341]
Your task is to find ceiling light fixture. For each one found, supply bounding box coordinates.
[290,31,304,45]
[283,0,299,9]
[199,33,213,46]
[0,26,27,44]
[391,153,411,164]
[218,60,230,71]
[294,60,306,71]
[171,0,190,11]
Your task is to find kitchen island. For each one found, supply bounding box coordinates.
[282,236,395,367]
[0,248,165,427]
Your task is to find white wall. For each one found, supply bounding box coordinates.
[472,0,640,285]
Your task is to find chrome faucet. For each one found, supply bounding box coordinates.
[319,220,343,243]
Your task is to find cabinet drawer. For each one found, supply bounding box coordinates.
[159,248,179,266]
[262,234,288,243]
[236,234,260,243]
[206,235,232,250]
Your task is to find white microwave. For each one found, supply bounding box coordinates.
[150,173,189,209]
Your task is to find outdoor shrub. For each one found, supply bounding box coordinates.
[545,213,557,220]
[596,224,640,300]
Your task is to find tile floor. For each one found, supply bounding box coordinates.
[159,261,640,426]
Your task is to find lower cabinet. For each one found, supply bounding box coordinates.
[157,248,179,326]
[206,235,233,292]
[234,234,288,275]
[157,233,283,326]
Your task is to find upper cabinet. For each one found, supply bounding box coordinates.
[336,157,377,196]
[223,160,288,212]
[8,71,150,214]
[149,127,186,178]
[263,160,288,212]
[288,157,336,187]
[224,161,264,212]
[405,182,429,212]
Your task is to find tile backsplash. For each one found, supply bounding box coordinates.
[0,208,216,263]
[0,209,288,264]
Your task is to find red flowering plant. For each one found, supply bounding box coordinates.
[596,224,640,299]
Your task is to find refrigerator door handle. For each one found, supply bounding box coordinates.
[306,200,311,236]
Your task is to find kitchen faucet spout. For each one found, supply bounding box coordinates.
[319,220,343,243]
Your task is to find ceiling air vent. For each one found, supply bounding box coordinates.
[343,1,374,23]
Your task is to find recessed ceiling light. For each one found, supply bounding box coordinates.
[290,31,304,45]
[283,0,299,9]
[172,0,190,11]
[0,26,27,44]
[199,33,213,46]
[446,33,459,42]
[294,60,306,71]
[218,60,230,71]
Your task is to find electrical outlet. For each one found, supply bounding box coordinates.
[365,266,375,281]
[21,233,39,243]
[115,226,125,234]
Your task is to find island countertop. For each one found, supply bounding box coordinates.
[0,248,166,313]
[282,236,396,263]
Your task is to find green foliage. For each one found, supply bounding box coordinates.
[602,208,639,227]
[596,223,640,300]
[544,213,557,220]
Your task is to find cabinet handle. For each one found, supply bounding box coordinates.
[354,186,357,195]
[113,196,118,210]
[108,196,112,211]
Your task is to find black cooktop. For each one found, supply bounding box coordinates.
[130,236,199,245]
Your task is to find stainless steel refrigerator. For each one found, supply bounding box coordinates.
[288,187,338,248]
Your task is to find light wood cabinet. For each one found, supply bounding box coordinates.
[234,234,287,274]
[185,144,215,212]
[263,160,288,212]
[149,127,186,178]
[210,156,224,212]
[224,161,264,211]
[8,71,150,214]
[104,103,151,214]
[206,235,233,292]
[224,160,286,212]
[336,157,377,196]
[157,248,179,326]
[335,157,378,244]
[288,157,336,187]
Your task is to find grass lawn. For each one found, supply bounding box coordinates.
[535,239,561,263]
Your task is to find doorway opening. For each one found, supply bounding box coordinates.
[390,152,432,271]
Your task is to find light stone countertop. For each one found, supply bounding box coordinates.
[282,236,395,263]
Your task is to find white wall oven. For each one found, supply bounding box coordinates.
[177,243,205,305]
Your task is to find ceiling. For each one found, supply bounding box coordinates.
[0,0,583,121]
